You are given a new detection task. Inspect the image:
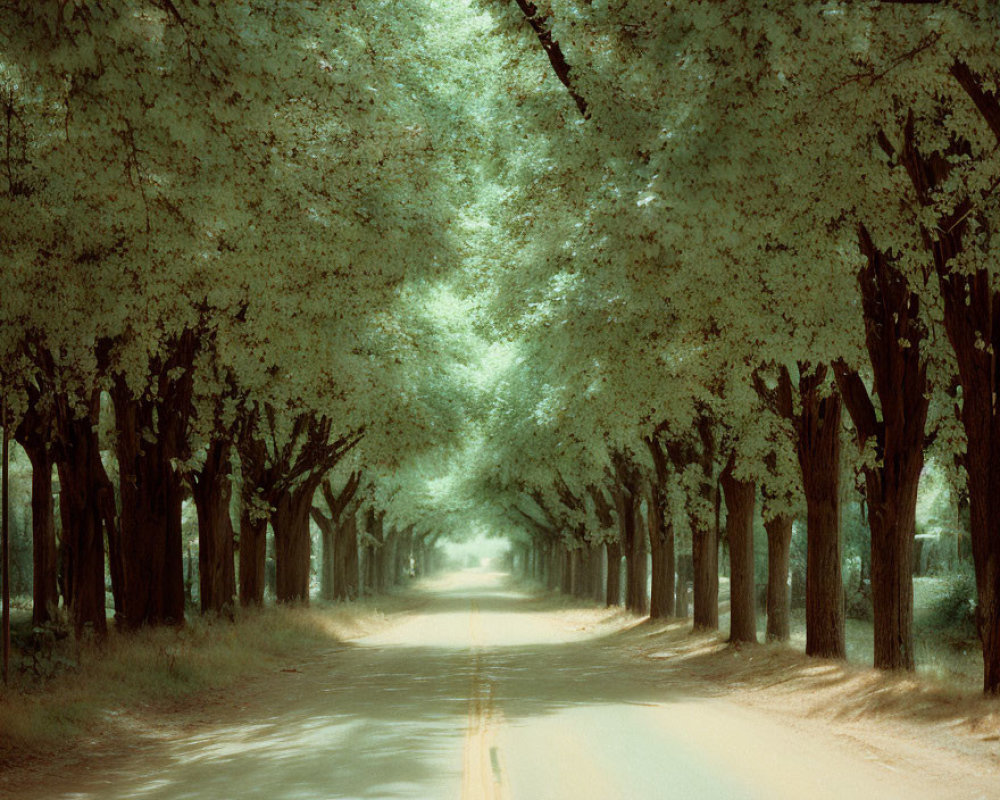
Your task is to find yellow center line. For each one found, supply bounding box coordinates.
[462,601,508,800]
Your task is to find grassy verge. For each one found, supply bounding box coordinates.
[0,598,400,762]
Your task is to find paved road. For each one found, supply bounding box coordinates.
[22,570,996,799]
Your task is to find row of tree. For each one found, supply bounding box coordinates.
[0,2,481,643]
[468,0,1000,695]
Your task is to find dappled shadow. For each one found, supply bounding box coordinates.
[32,575,713,800]
[622,611,1000,740]
[19,569,998,800]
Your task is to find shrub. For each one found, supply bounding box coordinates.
[925,567,978,641]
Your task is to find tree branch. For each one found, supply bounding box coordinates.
[512,0,589,119]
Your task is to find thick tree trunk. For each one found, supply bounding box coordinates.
[21,441,58,625]
[763,514,793,642]
[691,507,718,630]
[720,456,757,645]
[605,540,622,606]
[868,484,918,670]
[906,67,1000,692]
[834,222,930,672]
[111,381,186,629]
[959,390,1000,693]
[645,436,675,618]
[272,481,317,603]
[667,422,718,631]
[192,439,236,614]
[627,529,648,615]
[647,484,675,619]
[621,496,648,615]
[797,379,846,660]
[54,404,108,638]
[334,513,359,600]
[238,512,267,607]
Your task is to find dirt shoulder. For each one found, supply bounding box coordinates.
[555,603,1000,787]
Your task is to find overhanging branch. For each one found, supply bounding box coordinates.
[512,0,589,119]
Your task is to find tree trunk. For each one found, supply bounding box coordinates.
[334,512,359,600]
[192,438,236,614]
[691,508,718,630]
[645,435,675,618]
[797,377,846,660]
[867,482,918,670]
[238,512,267,607]
[605,540,622,606]
[54,404,108,638]
[956,378,1000,692]
[111,381,186,629]
[647,483,675,619]
[720,455,757,645]
[616,484,647,615]
[627,524,648,615]
[884,71,1000,689]
[272,481,317,603]
[22,441,58,625]
[833,222,930,672]
[669,422,718,631]
[763,514,792,642]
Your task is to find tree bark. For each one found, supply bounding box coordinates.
[645,437,675,619]
[605,539,622,606]
[272,479,318,603]
[666,419,718,630]
[647,481,675,619]
[763,513,793,642]
[615,481,647,615]
[18,434,58,626]
[111,329,196,631]
[334,511,360,600]
[54,396,108,637]
[192,438,236,614]
[884,69,1000,689]
[720,454,757,645]
[691,503,718,630]
[511,0,589,118]
[111,382,186,628]
[794,369,846,660]
[238,511,267,607]
[831,220,930,671]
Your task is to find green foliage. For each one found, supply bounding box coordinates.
[923,568,978,641]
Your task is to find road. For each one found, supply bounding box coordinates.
[16,570,998,799]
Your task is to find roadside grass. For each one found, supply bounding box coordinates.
[0,598,399,761]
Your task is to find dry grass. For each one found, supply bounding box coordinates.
[0,598,400,763]
[526,580,1000,761]
[609,613,1000,758]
